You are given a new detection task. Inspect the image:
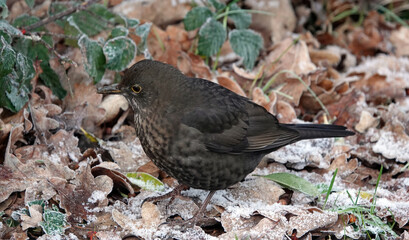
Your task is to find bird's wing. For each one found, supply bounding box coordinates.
[242,102,300,152]
[180,94,300,154]
[180,103,250,153]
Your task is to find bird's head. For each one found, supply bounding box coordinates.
[97,60,184,113]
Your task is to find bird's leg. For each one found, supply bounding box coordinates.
[185,190,216,226]
[161,190,216,229]
[142,184,189,205]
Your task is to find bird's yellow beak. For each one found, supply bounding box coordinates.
[97,84,121,94]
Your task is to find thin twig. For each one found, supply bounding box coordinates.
[24,0,99,31]
[11,33,78,66]
[36,31,79,40]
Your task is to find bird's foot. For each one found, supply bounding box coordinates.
[158,191,217,230]
[142,184,189,206]
[160,215,215,231]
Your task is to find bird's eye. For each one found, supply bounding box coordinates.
[131,84,142,93]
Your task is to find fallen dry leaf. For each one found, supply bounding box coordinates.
[390,26,409,57]
[20,204,43,231]
[98,95,129,124]
[355,110,380,133]
[62,83,105,132]
[217,76,246,97]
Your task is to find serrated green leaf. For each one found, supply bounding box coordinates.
[259,172,320,197]
[0,30,11,43]
[198,18,226,56]
[25,0,34,8]
[184,7,214,31]
[62,21,80,47]
[126,172,165,192]
[126,18,140,28]
[0,52,34,112]
[135,22,151,54]
[110,26,129,39]
[49,2,69,27]
[78,35,106,83]
[0,0,8,19]
[28,200,46,208]
[0,76,17,112]
[229,29,263,69]
[209,0,226,12]
[14,38,50,61]
[13,14,44,32]
[68,4,125,36]
[40,62,66,99]
[15,52,35,82]
[103,36,136,71]
[39,209,68,235]
[69,12,106,37]
[0,36,16,78]
[0,20,22,36]
[88,4,124,25]
[228,3,251,29]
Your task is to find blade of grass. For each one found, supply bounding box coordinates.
[271,89,293,100]
[152,27,165,52]
[376,5,409,27]
[371,165,383,214]
[249,66,265,96]
[216,9,274,19]
[355,188,361,205]
[323,168,337,210]
[331,6,359,22]
[212,5,229,71]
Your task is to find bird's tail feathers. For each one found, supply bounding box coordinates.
[281,123,355,140]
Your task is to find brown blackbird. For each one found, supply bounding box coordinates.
[98,60,354,227]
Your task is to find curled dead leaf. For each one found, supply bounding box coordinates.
[98,95,129,124]
[217,76,246,97]
[252,87,269,107]
[276,100,296,123]
[141,202,161,227]
[355,110,380,133]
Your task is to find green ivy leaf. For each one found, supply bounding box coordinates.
[209,0,226,12]
[134,22,151,54]
[184,7,214,31]
[78,35,106,83]
[229,29,263,69]
[0,0,8,19]
[40,62,66,99]
[110,26,129,39]
[198,18,226,56]
[25,0,35,9]
[39,209,68,235]
[103,36,136,71]
[126,172,165,192]
[258,172,320,197]
[228,3,251,29]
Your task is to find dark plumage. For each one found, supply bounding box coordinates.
[98,60,354,227]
